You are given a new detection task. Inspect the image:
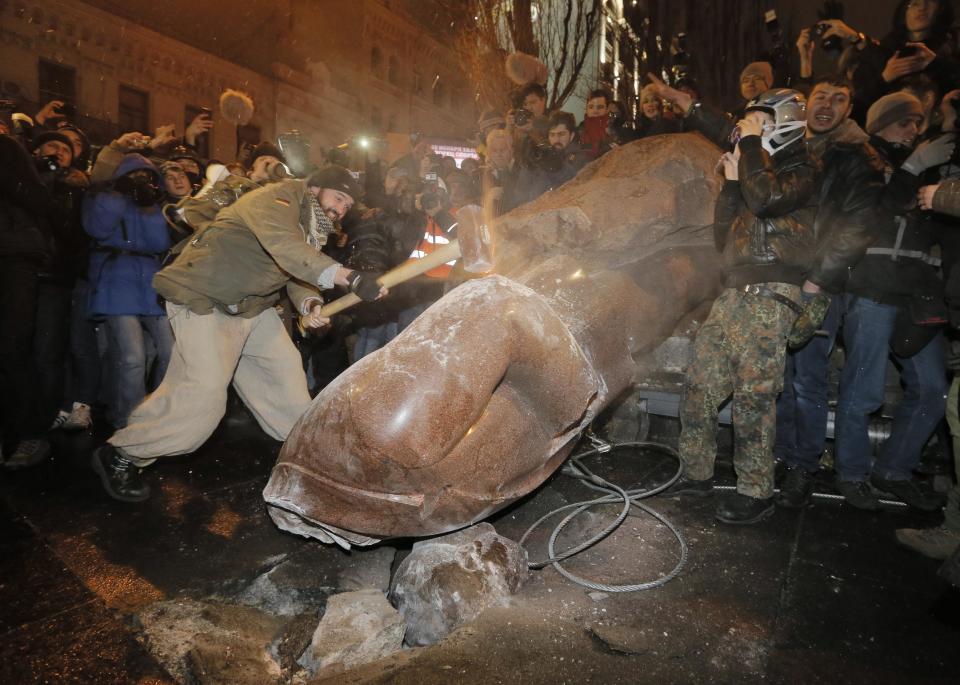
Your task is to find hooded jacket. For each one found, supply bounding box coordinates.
[82,154,170,317]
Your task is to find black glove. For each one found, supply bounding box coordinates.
[347,270,384,302]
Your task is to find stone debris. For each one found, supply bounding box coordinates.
[336,545,397,592]
[135,598,283,684]
[588,623,650,655]
[235,549,336,617]
[297,588,406,676]
[389,523,529,646]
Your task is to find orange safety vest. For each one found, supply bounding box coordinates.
[405,215,455,279]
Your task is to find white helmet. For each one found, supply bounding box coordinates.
[745,88,807,156]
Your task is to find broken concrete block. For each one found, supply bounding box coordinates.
[388,523,529,646]
[336,546,397,593]
[135,599,283,684]
[297,589,405,675]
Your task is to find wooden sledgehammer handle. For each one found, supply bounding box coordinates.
[317,238,461,318]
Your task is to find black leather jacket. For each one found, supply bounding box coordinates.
[686,104,820,288]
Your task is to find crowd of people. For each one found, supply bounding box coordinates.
[1,0,959,567]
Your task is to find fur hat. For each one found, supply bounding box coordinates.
[248,141,285,168]
[31,130,74,159]
[866,92,924,135]
[307,165,362,201]
[740,61,774,87]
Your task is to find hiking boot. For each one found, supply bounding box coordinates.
[776,464,814,509]
[895,525,960,560]
[63,402,93,431]
[715,493,775,525]
[50,410,70,430]
[2,439,51,470]
[662,476,714,498]
[836,479,880,511]
[91,445,151,502]
[870,475,943,512]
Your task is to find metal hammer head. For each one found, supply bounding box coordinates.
[455,204,495,273]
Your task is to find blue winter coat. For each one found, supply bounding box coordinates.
[83,154,170,317]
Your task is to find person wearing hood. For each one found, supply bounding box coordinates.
[83,153,173,429]
[830,91,955,513]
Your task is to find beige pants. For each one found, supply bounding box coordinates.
[110,303,311,466]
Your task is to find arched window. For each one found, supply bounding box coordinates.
[412,68,423,96]
[432,79,444,106]
[387,56,399,86]
[370,46,382,75]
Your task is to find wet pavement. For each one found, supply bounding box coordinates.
[1,411,958,684]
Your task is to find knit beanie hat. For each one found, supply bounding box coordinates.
[740,61,773,86]
[307,164,362,201]
[31,130,74,157]
[866,92,924,135]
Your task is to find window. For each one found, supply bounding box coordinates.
[184,104,211,159]
[432,79,444,106]
[371,106,382,129]
[387,112,397,132]
[371,46,382,75]
[118,84,149,134]
[387,56,399,86]
[412,68,423,96]
[38,59,76,107]
[238,123,261,151]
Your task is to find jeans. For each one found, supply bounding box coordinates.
[775,294,841,473]
[834,295,948,482]
[353,321,399,361]
[104,315,174,428]
[66,279,101,407]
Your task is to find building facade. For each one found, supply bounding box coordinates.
[0,0,475,162]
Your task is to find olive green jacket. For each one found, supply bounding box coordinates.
[933,178,960,219]
[154,179,338,317]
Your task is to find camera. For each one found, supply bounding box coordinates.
[527,143,563,174]
[35,154,61,174]
[811,23,843,52]
[511,108,534,127]
[54,102,77,118]
[115,174,163,207]
[899,44,920,58]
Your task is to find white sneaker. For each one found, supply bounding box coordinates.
[63,402,92,431]
[2,439,50,470]
[50,410,70,430]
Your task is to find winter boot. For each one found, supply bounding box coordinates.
[895,525,960,560]
[776,464,814,509]
[836,479,880,511]
[91,445,150,502]
[870,475,943,512]
[716,493,775,524]
[662,476,714,498]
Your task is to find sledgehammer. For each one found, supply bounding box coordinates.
[317,204,494,318]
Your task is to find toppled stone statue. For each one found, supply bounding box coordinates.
[264,133,724,547]
[389,523,528,646]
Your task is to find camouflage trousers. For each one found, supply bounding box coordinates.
[679,283,800,498]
